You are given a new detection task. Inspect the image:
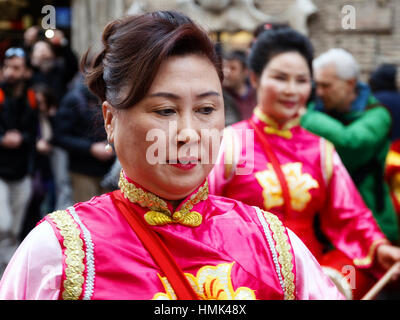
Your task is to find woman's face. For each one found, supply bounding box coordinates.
[252,51,312,124]
[103,54,225,200]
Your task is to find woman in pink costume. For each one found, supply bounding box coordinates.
[208,28,400,299]
[0,12,342,300]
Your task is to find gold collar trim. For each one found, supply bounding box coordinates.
[253,107,300,139]
[118,170,208,227]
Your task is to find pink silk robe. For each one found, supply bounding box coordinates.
[0,172,343,300]
[208,108,388,274]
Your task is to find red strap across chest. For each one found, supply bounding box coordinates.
[248,119,292,218]
[110,190,199,300]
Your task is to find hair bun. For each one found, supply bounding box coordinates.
[101,19,122,47]
[81,45,107,102]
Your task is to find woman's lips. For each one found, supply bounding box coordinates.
[167,157,199,170]
[169,162,198,170]
[279,100,298,108]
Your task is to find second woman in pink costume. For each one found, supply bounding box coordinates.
[208,28,400,299]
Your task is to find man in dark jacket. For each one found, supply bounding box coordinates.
[54,75,115,203]
[0,47,38,260]
[369,64,400,141]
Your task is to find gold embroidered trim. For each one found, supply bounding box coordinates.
[119,170,208,227]
[261,210,295,300]
[254,107,300,139]
[264,126,292,139]
[386,150,400,206]
[353,238,388,267]
[119,170,170,215]
[144,210,203,227]
[324,140,334,184]
[386,150,400,167]
[49,210,85,300]
[153,262,256,300]
[390,172,400,206]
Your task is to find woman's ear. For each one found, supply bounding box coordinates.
[102,101,115,143]
[249,71,259,90]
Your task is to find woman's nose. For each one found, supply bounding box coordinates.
[176,115,200,144]
[283,79,297,95]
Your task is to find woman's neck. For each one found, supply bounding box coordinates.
[257,107,300,128]
[170,199,183,212]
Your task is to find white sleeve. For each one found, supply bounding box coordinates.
[288,229,345,300]
[0,221,62,300]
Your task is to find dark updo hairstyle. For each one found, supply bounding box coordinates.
[248,27,314,77]
[82,11,223,110]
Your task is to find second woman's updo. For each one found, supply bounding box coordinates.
[248,27,314,77]
[82,11,223,110]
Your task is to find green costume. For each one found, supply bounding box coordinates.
[301,84,400,242]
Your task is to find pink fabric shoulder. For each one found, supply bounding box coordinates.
[0,221,62,300]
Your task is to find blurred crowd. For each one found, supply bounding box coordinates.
[0,26,116,274]
[1,21,400,285]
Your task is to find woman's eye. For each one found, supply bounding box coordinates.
[297,78,310,84]
[197,106,215,115]
[155,108,176,116]
[274,75,286,81]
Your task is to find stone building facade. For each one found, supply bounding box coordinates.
[307,0,400,82]
[71,0,400,82]
[257,0,400,82]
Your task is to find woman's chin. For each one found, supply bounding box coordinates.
[276,111,299,124]
[165,173,208,200]
[158,179,204,200]
[125,163,210,200]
